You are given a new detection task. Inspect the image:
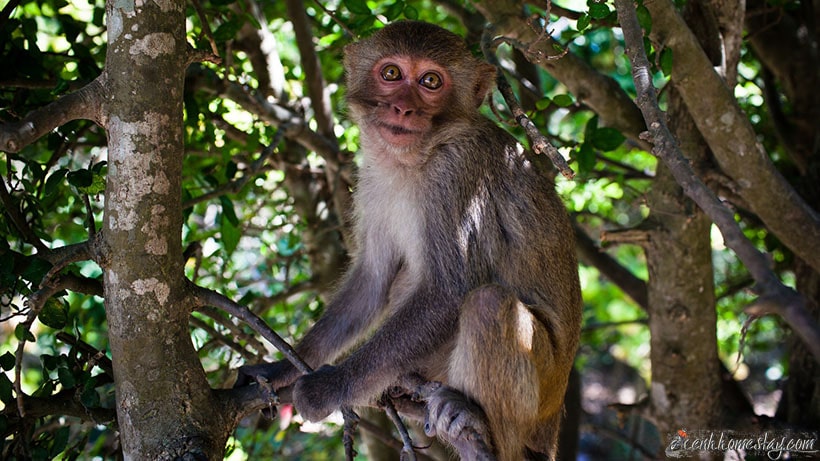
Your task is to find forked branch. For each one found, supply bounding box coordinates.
[614,0,820,363]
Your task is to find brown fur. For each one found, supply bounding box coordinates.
[238,21,582,460]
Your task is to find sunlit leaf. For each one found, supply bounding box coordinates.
[577,14,591,32]
[660,47,674,76]
[589,3,611,19]
[553,94,574,107]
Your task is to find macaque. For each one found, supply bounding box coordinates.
[237,21,582,460]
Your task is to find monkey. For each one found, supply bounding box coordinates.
[237,20,582,460]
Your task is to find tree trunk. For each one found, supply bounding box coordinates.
[645,85,723,451]
[101,0,230,457]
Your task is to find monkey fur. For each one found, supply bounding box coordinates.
[237,21,582,460]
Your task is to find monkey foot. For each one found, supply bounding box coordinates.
[424,385,497,460]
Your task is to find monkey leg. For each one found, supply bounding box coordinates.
[443,284,554,461]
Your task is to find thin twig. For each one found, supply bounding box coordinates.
[309,0,356,38]
[15,278,67,416]
[190,0,220,59]
[381,396,418,461]
[480,26,575,179]
[191,282,310,373]
[193,282,362,452]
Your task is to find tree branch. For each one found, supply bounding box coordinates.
[0,75,106,153]
[2,390,116,424]
[574,222,648,309]
[191,282,310,374]
[474,0,650,149]
[642,0,820,274]
[614,0,820,364]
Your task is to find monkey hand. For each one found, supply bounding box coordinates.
[292,365,348,422]
[424,385,495,457]
[234,359,300,391]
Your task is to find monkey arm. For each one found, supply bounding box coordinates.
[295,255,398,369]
[293,283,462,422]
[235,255,396,391]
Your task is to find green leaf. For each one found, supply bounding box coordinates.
[636,5,652,33]
[41,354,60,371]
[221,218,241,255]
[0,352,14,371]
[39,299,68,329]
[577,13,591,32]
[403,5,418,19]
[77,171,105,195]
[590,127,625,151]
[660,47,673,76]
[0,373,13,404]
[91,161,108,173]
[589,3,611,19]
[52,78,70,95]
[50,426,70,456]
[535,98,552,110]
[57,367,76,389]
[225,160,237,180]
[213,19,243,43]
[344,0,371,15]
[33,380,53,397]
[80,387,100,408]
[553,94,574,107]
[219,195,239,226]
[575,142,596,175]
[584,115,599,141]
[20,256,53,285]
[67,169,93,188]
[44,168,68,196]
[383,0,405,19]
[14,324,35,342]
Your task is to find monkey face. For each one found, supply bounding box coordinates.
[360,56,453,148]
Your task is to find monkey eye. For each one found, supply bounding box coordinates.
[419,72,443,90]
[380,64,402,81]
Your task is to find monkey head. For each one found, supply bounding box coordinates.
[343,21,496,156]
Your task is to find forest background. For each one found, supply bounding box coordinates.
[0,0,818,459]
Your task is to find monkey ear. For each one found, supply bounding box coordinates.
[472,61,497,108]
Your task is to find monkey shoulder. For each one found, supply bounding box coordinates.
[428,117,545,191]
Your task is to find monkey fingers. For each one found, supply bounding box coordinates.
[234,359,299,390]
[424,385,496,460]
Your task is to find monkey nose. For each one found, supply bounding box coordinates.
[392,105,414,116]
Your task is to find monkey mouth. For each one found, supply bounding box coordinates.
[383,124,415,136]
[376,122,421,146]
